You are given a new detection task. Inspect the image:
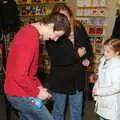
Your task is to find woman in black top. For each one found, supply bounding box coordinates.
[46,3,93,120]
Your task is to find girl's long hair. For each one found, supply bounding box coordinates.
[52,3,76,30]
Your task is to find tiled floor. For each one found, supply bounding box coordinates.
[84,101,99,120]
[0,95,99,120]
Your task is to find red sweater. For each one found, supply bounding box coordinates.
[4,24,42,97]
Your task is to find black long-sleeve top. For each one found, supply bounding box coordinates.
[46,24,93,94]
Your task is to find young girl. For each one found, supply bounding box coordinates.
[46,3,93,120]
[92,38,120,120]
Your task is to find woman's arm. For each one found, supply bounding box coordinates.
[75,24,93,66]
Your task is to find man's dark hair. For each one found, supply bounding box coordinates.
[40,12,71,36]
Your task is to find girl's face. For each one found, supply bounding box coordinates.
[104,45,118,60]
[42,24,64,41]
[49,30,65,41]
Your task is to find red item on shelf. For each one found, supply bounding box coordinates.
[89,27,96,35]
[95,27,103,35]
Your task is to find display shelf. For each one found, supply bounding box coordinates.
[77,6,107,8]
[16,0,68,5]
[75,0,107,75]
[76,0,107,7]
[17,4,51,18]
[16,0,68,25]
[76,8,107,17]
[19,15,44,17]
[76,15,106,17]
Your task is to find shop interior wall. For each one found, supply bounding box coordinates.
[106,0,117,39]
[67,0,118,40]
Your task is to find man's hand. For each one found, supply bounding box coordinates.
[37,87,52,100]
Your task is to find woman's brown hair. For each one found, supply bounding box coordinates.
[104,38,120,55]
[52,3,76,30]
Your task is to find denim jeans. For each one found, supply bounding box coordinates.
[6,95,54,120]
[52,91,83,120]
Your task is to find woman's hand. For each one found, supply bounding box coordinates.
[77,47,86,57]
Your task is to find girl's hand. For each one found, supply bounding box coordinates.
[77,47,86,57]
[82,59,90,67]
[92,88,97,96]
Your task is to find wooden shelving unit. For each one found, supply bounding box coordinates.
[16,0,68,25]
[75,0,108,82]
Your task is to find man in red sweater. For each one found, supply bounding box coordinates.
[4,12,70,120]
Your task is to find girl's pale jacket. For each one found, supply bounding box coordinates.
[93,56,120,120]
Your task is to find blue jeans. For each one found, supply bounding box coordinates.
[6,95,54,120]
[52,91,83,120]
